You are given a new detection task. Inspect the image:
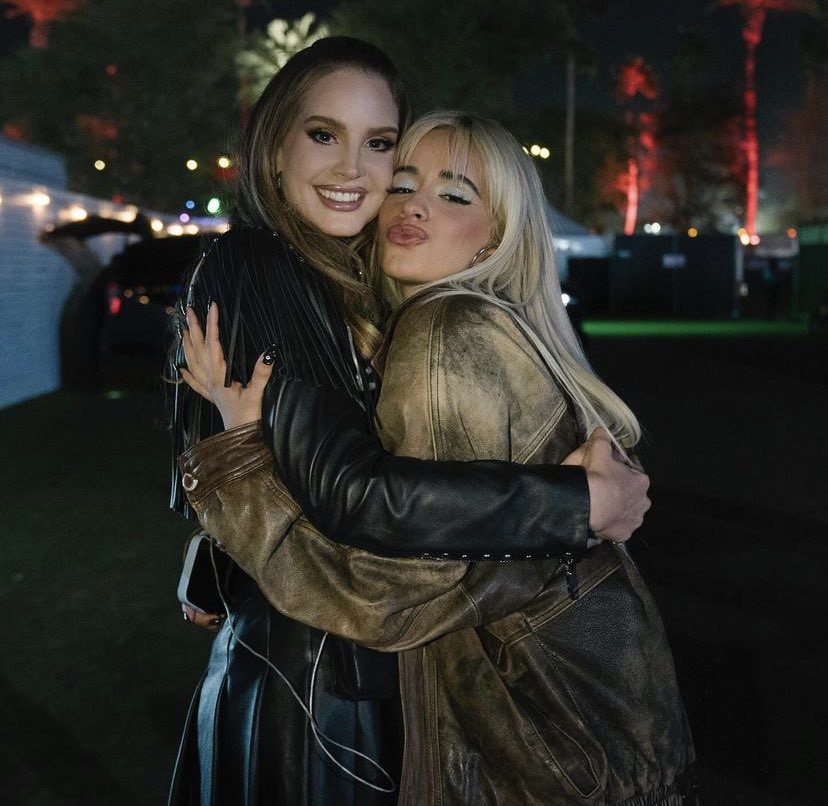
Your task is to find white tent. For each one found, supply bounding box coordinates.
[546,202,612,281]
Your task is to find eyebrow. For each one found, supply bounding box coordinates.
[303,115,399,137]
[394,165,481,197]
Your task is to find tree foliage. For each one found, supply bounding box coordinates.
[329,0,557,122]
[0,0,241,211]
[236,12,328,108]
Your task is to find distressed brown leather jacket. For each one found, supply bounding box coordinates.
[180,294,695,805]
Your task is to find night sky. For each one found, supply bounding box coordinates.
[0,1,811,117]
[0,0,813,162]
[253,0,813,140]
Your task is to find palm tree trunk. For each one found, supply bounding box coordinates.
[741,9,765,237]
[564,49,576,213]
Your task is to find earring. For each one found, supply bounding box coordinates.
[469,245,498,267]
[276,172,282,191]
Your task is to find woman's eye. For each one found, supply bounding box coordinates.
[441,191,472,205]
[307,129,335,144]
[386,185,415,195]
[367,137,395,152]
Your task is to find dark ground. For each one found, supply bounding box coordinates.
[1,332,826,805]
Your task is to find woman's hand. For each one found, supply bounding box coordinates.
[179,302,275,430]
[181,604,225,633]
[563,428,651,543]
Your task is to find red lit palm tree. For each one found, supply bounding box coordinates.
[720,0,817,236]
[3,0,83,48]
[615,57,659,235]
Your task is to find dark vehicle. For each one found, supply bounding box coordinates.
[42,214,205,390]
[101,235,202,354]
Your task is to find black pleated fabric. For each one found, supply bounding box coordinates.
[167,228,400,806]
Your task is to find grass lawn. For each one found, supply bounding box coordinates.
[0,386,211,805]
[2,326,825,805]
[582,317,810,338]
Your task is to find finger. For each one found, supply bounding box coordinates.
[584,431,612,465]
[182,605,225,632]
[250,353,276,387]
[586,426,611,445]
[182,310,209,375]
[204,300,220,345]
[203,303,230,378]
[561,444,586,466]
[185,306,205,343]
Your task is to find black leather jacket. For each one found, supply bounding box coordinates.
[174,227,592,560]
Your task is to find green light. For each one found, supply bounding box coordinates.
[582,319,809,338]
[206,197,221,215]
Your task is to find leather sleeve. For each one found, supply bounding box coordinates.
[178,300,593,647]
[263,308,591,561]
[178,426,570,651]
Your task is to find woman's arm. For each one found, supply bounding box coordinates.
[265,377,590,558]
[180,296,620,649]
[176,231,645,561]
[263,297,649,557]
[180,425,564,651]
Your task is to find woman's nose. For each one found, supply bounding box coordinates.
[335,147,364,179]
[400,191,427,220]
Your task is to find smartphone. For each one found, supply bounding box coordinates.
[177,532,234,614]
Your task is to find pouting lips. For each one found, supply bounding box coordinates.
[385,224,428,245]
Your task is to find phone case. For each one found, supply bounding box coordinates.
[177,533,234,614]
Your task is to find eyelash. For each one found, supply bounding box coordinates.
[307,129,334,145]
[386,185,472,205]
[367,137,396,152]
[306,130,396,152]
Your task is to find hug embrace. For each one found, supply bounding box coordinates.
[167,36,697,806]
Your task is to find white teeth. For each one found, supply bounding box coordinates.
[318,188,361,202]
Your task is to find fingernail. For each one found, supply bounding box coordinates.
[262,343,279,365]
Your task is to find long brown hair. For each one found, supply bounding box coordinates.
[234,36,410,356]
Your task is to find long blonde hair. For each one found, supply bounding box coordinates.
[387,111,641,449]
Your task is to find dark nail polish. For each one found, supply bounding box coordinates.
[262,343,279,366]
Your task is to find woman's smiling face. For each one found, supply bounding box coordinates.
[276,67,399,237]
[379,131,494,297]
